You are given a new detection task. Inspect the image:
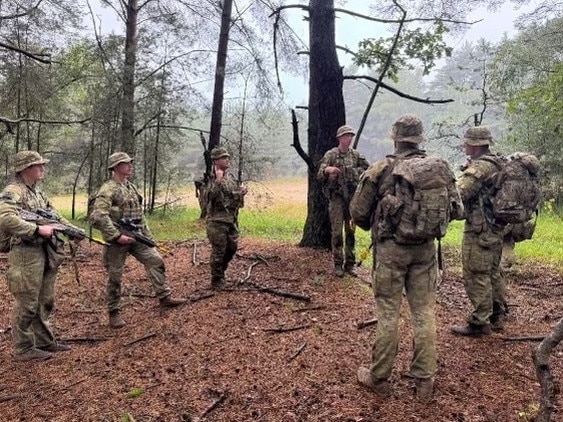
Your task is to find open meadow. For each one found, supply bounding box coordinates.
[0,178,562,421]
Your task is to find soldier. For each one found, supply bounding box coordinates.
[451,126,507,335]
[206,146,247,289]
[318,125,370,277]
[350,114,463,402]
[0,151,73,361]
[89,152,186,329]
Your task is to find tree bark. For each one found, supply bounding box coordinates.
[120,0,138,155]
[209,0,234,151]
[300,0,345,248]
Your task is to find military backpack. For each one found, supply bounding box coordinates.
[388,153,455,243]
[481,152,541,225]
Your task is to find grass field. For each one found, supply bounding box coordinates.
[52,177,562,269]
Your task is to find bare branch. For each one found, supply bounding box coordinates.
[345,75,454,104]
[334,7,479,26]
[0,41,51,64]
[0,0,44,20]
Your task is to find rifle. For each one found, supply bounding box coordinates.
[19,208,108,246]
[116,218,170,254]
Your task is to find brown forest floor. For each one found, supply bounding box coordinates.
[0,233,562,422]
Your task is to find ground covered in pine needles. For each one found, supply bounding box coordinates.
[0,232,562,422]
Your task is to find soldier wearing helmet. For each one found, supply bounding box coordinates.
[350,114,463,403]
[0,150,75,361]
[89,152,186,329]
[451,126,508,336]
[317,124,370,278]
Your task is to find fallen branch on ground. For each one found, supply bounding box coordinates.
[356,318,378,329]
[60,336,109,343]
[288,342,307,362]
[0,394,24,403]
[124,333,156,347]
[502,335,546,342]
[199,390,227,420]
[263,324,311,333]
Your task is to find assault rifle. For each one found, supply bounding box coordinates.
[116,218,169,254]
[19,208,108,246]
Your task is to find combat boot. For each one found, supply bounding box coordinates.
[38,342,71,352]
[334,268,345,278]
[159,295,187,308]
[344,265,358,277]
[357,366,391,397]
[109,311,126,329]
[415,377,434,403]
[490,316,504,331]
[14,348,52,362]
[211,277,225,290]
[451,323,491,336]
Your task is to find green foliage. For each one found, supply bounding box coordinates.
[126,387,144,399]
[355,20,452,81]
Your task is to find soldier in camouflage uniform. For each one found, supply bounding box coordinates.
[89,152,186,329]
[0,151,73,361]
[350,115,463,403]
[451,127,507,336]
[206,147,247,289]
[318,125,370,277]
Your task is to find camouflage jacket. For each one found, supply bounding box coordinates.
[0,175,65,247]
[90,179,152,242]
[206,172,244,224]
[350,146,463,240]
[317,147,370,201]
[457,152,506,233]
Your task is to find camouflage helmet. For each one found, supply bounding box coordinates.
[210,146,230,160]
[336,125,356,138]
[390,114,426,143]
[463,126,493,146]
[108,152,133,170]
[13,150,49,173]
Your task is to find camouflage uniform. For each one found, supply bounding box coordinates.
[89,153,172,314]
[351,115,462,397]
[457,152,507,328]
[0,151,67,357]
[318,126,369,273]
[206,148,245,286]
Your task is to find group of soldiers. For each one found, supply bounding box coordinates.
[320,115,530,403]
[0,147,246,362]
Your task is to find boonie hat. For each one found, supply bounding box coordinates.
[463,126,493,146]
[13,150,49,173]
[210,147,230,160]
[336,125,356,138]
[390,114,426,143]
[108,152,133,170]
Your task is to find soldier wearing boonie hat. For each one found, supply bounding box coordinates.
[318,124,370,278]
[206,146,247,289]
[451,125,507,337]
[89,151,187,328]
[0,150,73,361]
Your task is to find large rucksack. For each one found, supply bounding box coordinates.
[390,154,455,243]
[483,152,541,225]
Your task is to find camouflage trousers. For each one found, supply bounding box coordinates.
[6,244,58,355]
[328,196,355,269]
[206,221,239,282]
[369,239,437,380]
[462,230,505,326]
[103,242,171,312]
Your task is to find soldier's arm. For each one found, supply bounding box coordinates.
[317,150,336,180]
[457,160,491,204]
[350,160,387,231]
[89,186,121,242]
[0,190,40,239]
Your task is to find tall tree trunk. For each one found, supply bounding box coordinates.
[121,0,138,155]
[299,0,345,248]
[208,0,234,151]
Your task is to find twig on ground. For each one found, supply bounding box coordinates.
[288,342,307,362]
[241,261,262,283]
[356,318,378,330]
[502,335,546,342]
[189,292,215,303]
[0,394,24,403]
[292,305,327,312]
[192,242,199,265]
[199,390,227,419]
[263,324,311,333]
[124,332,157,347]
